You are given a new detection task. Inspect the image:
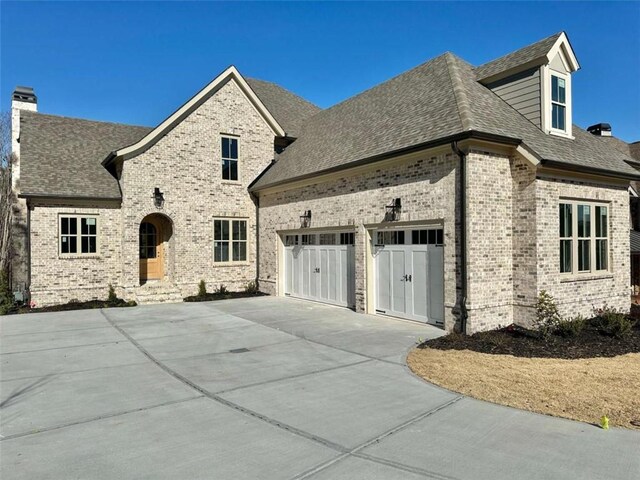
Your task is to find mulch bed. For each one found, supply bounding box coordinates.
[420,321,640,360]
[7,298,136,315]
[183,291,267,302]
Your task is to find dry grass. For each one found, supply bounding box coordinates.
[407,348,640,429]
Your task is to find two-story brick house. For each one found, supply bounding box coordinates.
[10,32,639,333]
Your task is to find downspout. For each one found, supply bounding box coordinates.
[26,199,31,301]
[451,141,468,334]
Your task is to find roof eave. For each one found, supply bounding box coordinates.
[19,192,122,201]
[250,130,523,192]
[540,159,640,181]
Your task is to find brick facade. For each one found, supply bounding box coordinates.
[28,201,122,306]
[27,78,274,306]
[19,86,632,332]
[258,151,462,331]
[535,174,629,318]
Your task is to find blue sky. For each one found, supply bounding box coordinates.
[1,1,639,141]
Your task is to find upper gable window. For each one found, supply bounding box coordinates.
[221,136,238,181]
[551,75,566,131]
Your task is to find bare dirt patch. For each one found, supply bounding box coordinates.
[407,348,640,430]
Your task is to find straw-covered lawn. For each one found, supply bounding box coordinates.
[407,348,640,429]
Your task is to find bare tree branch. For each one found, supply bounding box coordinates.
[0,111,15,276]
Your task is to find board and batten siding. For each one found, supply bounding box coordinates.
[486,67,541,128]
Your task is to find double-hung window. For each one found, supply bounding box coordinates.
[60,215,97,255]
[214,219,247,262]
[221,136,239,181]
[551,75,566,131]
[559,201,609,275]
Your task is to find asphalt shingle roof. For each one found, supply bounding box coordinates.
[246,78,320,137]
[19,112,152,198]
[19,34,639,198]
[252,52,639,190]
[474,32,563,82]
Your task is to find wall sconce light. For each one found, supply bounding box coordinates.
[300,210,312,228]
[153,187,165,208]
[385,198,402,221]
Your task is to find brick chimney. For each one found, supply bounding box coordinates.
[11,86,37,191]
[10,86,36,295]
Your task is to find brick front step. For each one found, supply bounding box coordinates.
[135,281,183,305]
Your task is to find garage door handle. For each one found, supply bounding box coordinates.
[403,274,412,282]
[408,274,412,282]
[315,267,320,273]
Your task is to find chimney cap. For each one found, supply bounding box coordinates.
[12,86,37,104]
[587,123,612,136]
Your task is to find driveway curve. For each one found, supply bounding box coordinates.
[1,297,638,480]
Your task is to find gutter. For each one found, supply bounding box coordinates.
[451,141,468,334]
[18,193,122,202]
[540,159,640,181]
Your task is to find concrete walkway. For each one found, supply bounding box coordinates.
[1,297,638,479]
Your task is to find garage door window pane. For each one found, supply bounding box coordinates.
[285,235,298,246]
[301,234,316,245]
[340,232,354,245]
[319,233,336,245]
[377,231,404,245]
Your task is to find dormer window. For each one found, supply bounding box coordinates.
[551,75,566,131]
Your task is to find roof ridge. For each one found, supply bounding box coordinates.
[444,53,473,131]
[476,31,563,70]
[246,77,322,110]
[20,110,152,130]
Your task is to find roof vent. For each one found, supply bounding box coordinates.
[587,123,612,137]
[12,86,37,104]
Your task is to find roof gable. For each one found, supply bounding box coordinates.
[475,32,579,84]
[107,66,286,163]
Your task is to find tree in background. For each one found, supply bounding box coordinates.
[0,112,15,312]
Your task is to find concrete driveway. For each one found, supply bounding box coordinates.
[1,297,638,479]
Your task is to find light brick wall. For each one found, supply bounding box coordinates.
[119,79,274,298]
[29,202,122,306]
[258,151,462,331]
[511,156,538,326]
[465,150,515,332]
[535,175,629,318]
[10,102,37,292]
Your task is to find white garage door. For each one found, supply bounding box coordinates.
[284,232,356,308]
[374,228,444,325]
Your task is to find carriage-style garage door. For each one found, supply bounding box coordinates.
[284,232,356,308]
[374,228,444,325]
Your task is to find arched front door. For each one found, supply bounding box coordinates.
[139,218,163,281]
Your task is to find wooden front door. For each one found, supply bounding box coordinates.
[139,219,163,281]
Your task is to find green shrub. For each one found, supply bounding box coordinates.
[107,284,118,304]
[554,315,586,338]
[0,270,14,315]
[245,281,258,294]
[198,280,207,297]
[591,306,636,338]
[216,284,228,295]
[534,290,561,339]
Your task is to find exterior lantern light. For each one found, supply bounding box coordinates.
[153,187,164,208]
[386,198,402,221]
[300,210,312,228]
